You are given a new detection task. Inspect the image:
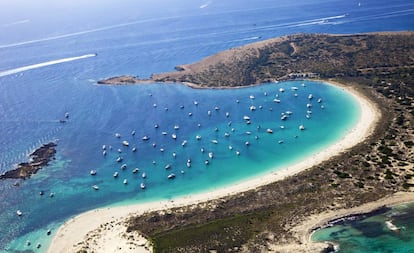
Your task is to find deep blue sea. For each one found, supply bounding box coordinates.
[0,0,413,252]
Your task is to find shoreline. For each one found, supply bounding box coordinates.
[267,191,414,253]
[47,80,380,253]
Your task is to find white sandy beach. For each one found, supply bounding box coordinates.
[47,81,381,253]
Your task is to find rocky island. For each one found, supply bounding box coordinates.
[52,32,414,253]
[0,142,57,180]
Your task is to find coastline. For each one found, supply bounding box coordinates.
[267,191,414,253]
[47,80,381,253]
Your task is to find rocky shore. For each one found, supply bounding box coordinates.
[0,142,57,180]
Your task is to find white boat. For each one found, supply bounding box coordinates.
[249,95,255,99]
[224,132,230,137]
[194,100,199,106]
[92,185,99,190]
[168,173,176,179]
[140,183,146,189]
[142,136,150,141]
[278,140,284,144]
[174,125,180,130]
[279,88,285,92]
[243,115,250,121]
[286,111,293,115]
[208,152,214,159]
[264,91,268,96]
[113,172,118,178]
[132,168,139,174]
[186,162,191,168]
[299,124,305,130]
[273,99,281,103]
[302,83,306,87]
[291,86,298,91]
[214,106,220,111]
[154,124,159,128]
[165,164,172,170]
[131,130,136,136]
[172,152,177,158]
[16,210,22,216]
[102,145,106,150]
[102,150,107,156]
[181,140,187,146]
[236,151,240,156]
[132,147,137,152]
[115,133,121,138]
[281,115,288,120]
[246,131,251,135]
[142,172,147,178]
[65,112,70,119]
[196,135,201,140]
[122,140,129,146]
[229,145,233,150]
[201,147,205,153]
[280,125,285,129]
[162,131,167,135]
[307,103,312,108]
[266,128,273,134]
[308,94,313,100]
[225,112,230,117]
[211,139,218,144]
[317,98,322,103]
[172,133,177,140]
[250,105,256,111]
[90,170,97,176]
[245,141,250,146]
[205,160,209,165]
[123,179,128,184]
[385,220,400,232]
[207,110,211,116]
[188,112,193,117]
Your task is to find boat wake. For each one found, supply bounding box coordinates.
[1,19,30,28]
[200,1,212,9]
[0,54,96,78]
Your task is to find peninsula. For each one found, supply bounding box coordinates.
[51,32,414,252]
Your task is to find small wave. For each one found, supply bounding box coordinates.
[0,54,96,78]
[230,36,261,43]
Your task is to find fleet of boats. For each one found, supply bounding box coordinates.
[86,85,321,193]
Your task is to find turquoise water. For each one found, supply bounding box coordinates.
[0,0,412,252]
[312,202,414,252]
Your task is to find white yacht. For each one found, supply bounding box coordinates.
[142,172,147,178]
[196,135,202,140]
[142,136,150,141]
[140,183,146,189]
[299,124,305,130]
[123,179,128,184]
[113,172,119,178]
[16,210,23,216]
[266,128,273,134]
[92,185,99,190]
[165,164,172,170]
[211,139,218,144]
[168,173,176,179]
[208,152,214,159]
[132,168,139,174]
[122,140,129,146]
[90,170,97,176]
[172,133,177,140]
